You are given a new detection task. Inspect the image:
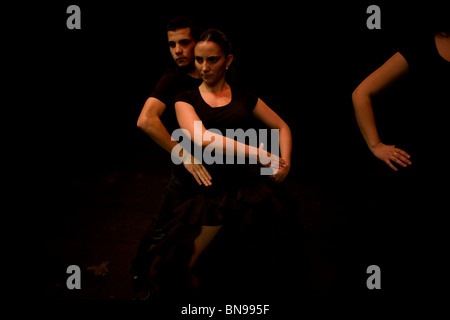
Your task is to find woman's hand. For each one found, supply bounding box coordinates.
[262,155,289,183]
[270,162,290,183]
[257,143,289,182]
[182,151,212,186]
[370,142,411,171]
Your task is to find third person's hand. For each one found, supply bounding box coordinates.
[370,142,411,171]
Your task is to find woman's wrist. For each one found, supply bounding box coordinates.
[256,148,272,166]
[368,140,382,150]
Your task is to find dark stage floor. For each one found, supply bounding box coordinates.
[6,150,434,315]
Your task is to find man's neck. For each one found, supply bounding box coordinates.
[187,68,201,79]
[179,63,201,79]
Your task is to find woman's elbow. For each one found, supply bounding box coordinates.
[136,114,144,129]
[352,85,362,102]
[352,84,371,106]
[279,121,291,135]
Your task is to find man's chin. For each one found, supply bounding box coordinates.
[175,58,190,67]
[177,61,195,72]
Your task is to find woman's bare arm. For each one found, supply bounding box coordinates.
[352,52,412,171]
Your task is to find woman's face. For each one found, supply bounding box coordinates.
[195,41,232,86]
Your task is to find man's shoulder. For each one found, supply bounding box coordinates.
[174,87,198,102]
[158,68,184,83]
[157,67,200,88]
[152,68,184,96]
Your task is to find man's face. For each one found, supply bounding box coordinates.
[168,27,196,68]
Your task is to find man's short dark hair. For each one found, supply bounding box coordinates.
[166,16,202,41]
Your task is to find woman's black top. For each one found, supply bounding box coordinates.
[174,87,276,225]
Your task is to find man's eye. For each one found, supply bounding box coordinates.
[195,57,203,63]
[179,40,191,46]
[168,42,175,48]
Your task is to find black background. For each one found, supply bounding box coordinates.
[7,1,440,185]
[3,0,448,311]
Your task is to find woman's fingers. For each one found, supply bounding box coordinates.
[192,172,202,185]
[385,159,399,171]
[392,154,411,167]
[201,165,212,181]
[198,165,212,186]
[395,148,411,160]
[384,145,412,171]
[391,147,412,165]
[183,162,212,186]
[279,158,288,168]
[195,165,212,186]
[258,143,288,170]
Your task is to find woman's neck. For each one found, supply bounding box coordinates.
[199,79,232,108]
[200,78,228,93]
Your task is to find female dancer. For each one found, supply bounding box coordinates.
[174,28,292,272]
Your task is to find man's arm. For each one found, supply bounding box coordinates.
[137,97,212,186]
[137,97,178,153]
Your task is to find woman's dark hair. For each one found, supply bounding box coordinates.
[198,28,233,56]
[166,16,202,41]
[198,28,237,84]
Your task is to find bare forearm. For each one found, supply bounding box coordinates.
[352,90,381,149]
[137,98,180,154]
[202,129,290,164]
[138,117,178,153]
[279,125,292,164]
[351,52,409,150]
[209,133,260,160]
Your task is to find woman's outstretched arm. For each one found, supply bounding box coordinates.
[175,101,287,171]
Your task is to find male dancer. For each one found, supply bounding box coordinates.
[131,16,211,300]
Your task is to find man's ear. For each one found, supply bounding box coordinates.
[226,54,234,69]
